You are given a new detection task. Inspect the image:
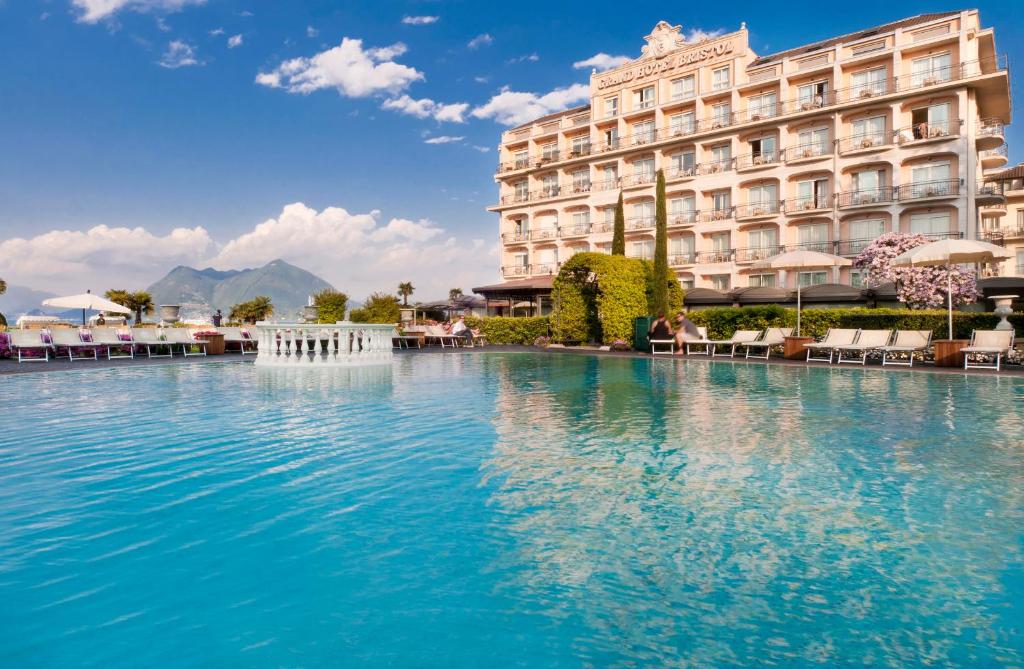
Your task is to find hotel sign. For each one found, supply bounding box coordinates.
[596,41,735,90]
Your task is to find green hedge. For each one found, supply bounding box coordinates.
[687,306,1024,340]
[465,316,549,345]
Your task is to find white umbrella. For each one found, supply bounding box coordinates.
[753,249,852,336]
[42,291,132,325]
[890,238,1011,340]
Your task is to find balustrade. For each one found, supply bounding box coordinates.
[253,323,395,367]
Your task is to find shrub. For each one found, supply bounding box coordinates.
[229,296,274,324]
[465,316,549,344]
[350,292,401,324]
[313,288,348,324]
[687,306,1023,340]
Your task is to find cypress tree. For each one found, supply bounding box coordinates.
[652,168,669,317]
[611,190,625,255]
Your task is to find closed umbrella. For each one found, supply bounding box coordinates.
[890,238,1011,340]
[753,249,852,336]
[42,291,132,326]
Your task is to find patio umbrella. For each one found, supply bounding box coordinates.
[753,249,852,336]
[890,238,1011,341]
[42,291,132,325]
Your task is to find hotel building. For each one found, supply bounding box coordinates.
[485,11,1012,304]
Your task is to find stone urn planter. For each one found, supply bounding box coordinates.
[989,295,1017,331]
[159,305,181,325]
[301,305,319,323]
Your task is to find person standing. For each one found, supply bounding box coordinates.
[212,309,223,327]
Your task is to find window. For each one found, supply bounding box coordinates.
[908,103,951,140]
[568,244,589,257]
[712,190,731,212]
[595,242,612,254]
[603,207,615,224]
[670,150,696,176]
[1017,250,1024,273]
[711,274,731,290]
[981,215,1000,233]
[909,212,950,236]
[748,92,777,119]
[852,115,886,144]
[909,162,952,197]
[541,143,558,161]
[603,127,619,150]
[671,75,696,100]
[571,135,592,156]
[635,86,655,110]
[669,111,696,136]
[796,178,829,209]
[514,180,529,201]
[711,232,730,251]
[631,201,654,227]
[633,120,655,144]
[799,271,827,287]
[633,158,655,183]
[605,96,619,118]
[602,164,618,188]
[514,150,529,169]
[570,210,590,231]
[797,81,828,109]
[1018,209,1024,228]
[747,184,778,210]
[911,52,952,86]
[849,269,867,288]
[748,228,778,249]
[749,136,777,162]
[749,274,776,287]
[536,247,558,269]
[541,174,559,197]
[798,223,830,251]
[670,236,695,260]
[512,252,528,269]
[712,66,730,91]
[710,143,731,170]
[796,127,830,156]
[681,277,695,289]
[572,169,591,193]
[711,102,731,127]
[851,66,887,97]
[848,219,885,253]
[628,239,654,259]
[670,195,696,222]
[852,169,886,202]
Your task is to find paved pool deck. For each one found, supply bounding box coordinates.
[2,345,1022,377]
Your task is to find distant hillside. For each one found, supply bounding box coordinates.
[147,259,334,319]
[0,284,58,319]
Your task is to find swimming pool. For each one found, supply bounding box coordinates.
[1,354,1022,667]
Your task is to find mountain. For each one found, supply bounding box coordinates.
[147,259,334,320]
[0,284,58,320]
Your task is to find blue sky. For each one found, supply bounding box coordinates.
[0,0,1020,300]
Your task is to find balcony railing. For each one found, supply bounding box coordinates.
[789,240,834,254]
[591,178,620,192]
[695,250,734,263]
[736,104,781,124]
[894,119,958,144]
[501,265,530,278]
[838,132,890,153]
[836,188,895,208]
[622,172,656,187]
[705,115,734,131]
[628,130,658,147]
[669,210,699,226]
[699,159,735,175]
[831,231,963,256]
[670,252,697,265]
[666,165,698,180]
[532,262,559,275]
[980,145,1008,162]
[785,91,835,114]
[537,150,561,164]
[784,195,831,214]
[530,227,559,242]
[785,143,831,162]
[626,217,655,231]
[735,201,782,219]
[835,78,896,103]
[502,231,530,244]
[500,192,531,205]
[700,207,735,223]
[664,123,698,140]
[735,246,784,262]
[896,178,961,201]
[591,222,614,234]
[736,150,782,170]
[559,225,590,238]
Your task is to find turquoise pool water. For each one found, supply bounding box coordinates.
[1,354,1022,667]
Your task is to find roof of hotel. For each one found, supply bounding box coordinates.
[748,11,963,68]
[473,275,554,295]
[508,105,591,132]
[986,163,1024,180]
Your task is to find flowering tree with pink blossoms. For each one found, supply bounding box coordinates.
[854,232,978,309]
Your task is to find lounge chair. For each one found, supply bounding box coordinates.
[704,330,763,358]
[804,329,860,363]
[742,327,793,359]
[963,330,1015,371]
[218,327,257,355]
[9,330,52,363]
[833,329,894,365]
[49,328,103,361]
[393,334,423,349]
[683,327,711,355]
[424,325,461,348]
[649,336,675,355]
[131,327,173,358]
[881,330,933,367]
[163,328,207,357]
[90,327,135,359]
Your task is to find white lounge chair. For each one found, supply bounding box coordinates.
[49,328,103,361]
[704,329,763,358]
[218,327,257,355]
[963,330,1015,371]
[881,330,932,367]
[163,328,207,357]
[833,329,894,365]
[9,330,52,363]
[131,328,173,358]
[683,327,711,355]
[742,327,793,359]
[90,327,134,359]
[804,329,860,363]
[424,325,461,348]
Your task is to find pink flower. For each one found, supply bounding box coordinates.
[854,233,978,309]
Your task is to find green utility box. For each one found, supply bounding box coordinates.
[634,316,653,352]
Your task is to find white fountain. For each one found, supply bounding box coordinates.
[252,317,396,367]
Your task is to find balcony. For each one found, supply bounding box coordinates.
[705,115,734,132]
[735,201,782,221]
[736,104,781,124]
[591,178,621,193]
[537,150,561,166]
[531,185,563,202]
[735,246,784,262]
[700,207,735,223]
[501,265,530,278]
[669,211,698,227]
[663,122,698,141]
[976,181,1007,207]
[736,150,782,172]
[836,188,895,209]
[625,217,655,232]
[567,144,593,159]
[500,192,532,205]
[530,227,559,242]
[501,231,530,244]
[559,225,591,239]
[669,252,697,266]
[532,262,560,275]
[835,80,895,104]
[694,250,734,264]
[980,145,1008,169]
[784,91,835,114]
[784,195,831,216]
[894,120,958,146]
[977,118,1006,151]
[833,231,963,256]
[838,132,891,155]
[699,159,734,176]
[789,240,834,254]
[591,222,614,234]
[627,130,658,148]
[785,143,831,163]
[896,178,961,202]
[622,172,656,188]
[666,165,698,182]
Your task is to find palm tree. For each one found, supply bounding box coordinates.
[229,296,274,324]
[652,169,669,317]
[448,287,464,303]
[0,277,6,296]
[397,281,414,306]
[105,289,154,324]
[612,191,625,255]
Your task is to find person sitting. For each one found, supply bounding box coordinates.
[673,311,702,350]
[648,313,673,341]
[96,313,106,326]
[450,316,473,341]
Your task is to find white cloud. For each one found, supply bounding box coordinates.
[306,25,318,37]
[686,27,725,42]
[158,40,201,68]
[507,53,539,64]
[71,0,206,24]
[0,224,214,293]
[423,135,464,144]
[209,27,224,36]
[472,83,589,126]
[381,95,468,123]
[471,145,491,153]
[401,15,438,25]
[473,75,489,84]
[255,38,422,97]
[573,52,630,70]
[467,33,493,49]
[227,34,243,48]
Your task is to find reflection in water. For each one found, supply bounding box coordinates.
[483,355,1024,667]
